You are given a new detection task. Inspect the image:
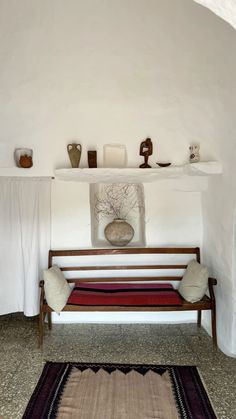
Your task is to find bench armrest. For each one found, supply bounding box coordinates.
[208,277,217,286]
[208,277,217,302]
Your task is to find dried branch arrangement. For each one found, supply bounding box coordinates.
[94,184,143,221]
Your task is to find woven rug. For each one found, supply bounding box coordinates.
[23,362,216,419]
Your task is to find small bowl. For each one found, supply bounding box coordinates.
[156,162,171,167]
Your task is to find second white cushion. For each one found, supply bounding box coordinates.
[178,259,209,303]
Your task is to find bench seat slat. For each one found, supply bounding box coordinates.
[42,294,212,312]
[42,302,213,312]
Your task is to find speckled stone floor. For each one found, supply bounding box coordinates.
[0,314,236,419]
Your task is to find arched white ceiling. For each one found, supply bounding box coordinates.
[194,0,236,30]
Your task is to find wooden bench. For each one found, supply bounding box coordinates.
[38,247,217,347]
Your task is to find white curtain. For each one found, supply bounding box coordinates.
[0,177,51,316]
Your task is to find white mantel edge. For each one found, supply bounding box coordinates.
[54,161,222,183]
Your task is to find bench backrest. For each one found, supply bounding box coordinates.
[48,247,200,284]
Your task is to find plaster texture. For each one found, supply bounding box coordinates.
[0,0,236,355]
[51,181,203,250]
[0,313,236,419]
[0,0,230,173]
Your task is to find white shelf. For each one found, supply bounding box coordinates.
[54,162,222,183]
[0,162,222,182]
[0,167,52,177]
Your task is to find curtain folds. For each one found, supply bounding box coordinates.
[0,177,51,316]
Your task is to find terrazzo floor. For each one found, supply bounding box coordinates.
[0,314,236,419]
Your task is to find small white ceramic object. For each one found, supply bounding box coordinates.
[189,144,200,163]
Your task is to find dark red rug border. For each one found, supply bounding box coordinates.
[22,362,217,419]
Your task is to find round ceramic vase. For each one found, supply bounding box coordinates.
[104,218,134,246]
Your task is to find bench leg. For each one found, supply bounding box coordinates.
[197,310,202,328]
[38,311,44,349]
[211,305,217,347]
[48,312,52,330]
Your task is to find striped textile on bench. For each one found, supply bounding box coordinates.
[67,283,182,307]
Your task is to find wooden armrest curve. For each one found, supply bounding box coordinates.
[208,277,217,286]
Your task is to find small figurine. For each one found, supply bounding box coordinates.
[189,144,200,163]
[139,138,153,168]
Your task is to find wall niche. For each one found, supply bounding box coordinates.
[90,183,146,247]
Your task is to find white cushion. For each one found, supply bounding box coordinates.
[178,259,209,303]
[43,265,71,313]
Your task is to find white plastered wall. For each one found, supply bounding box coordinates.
[0,0,236,355]
[192,0,236,356]
[201,153,236,356]
[193,0,236,358]
[0,0,226,171]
